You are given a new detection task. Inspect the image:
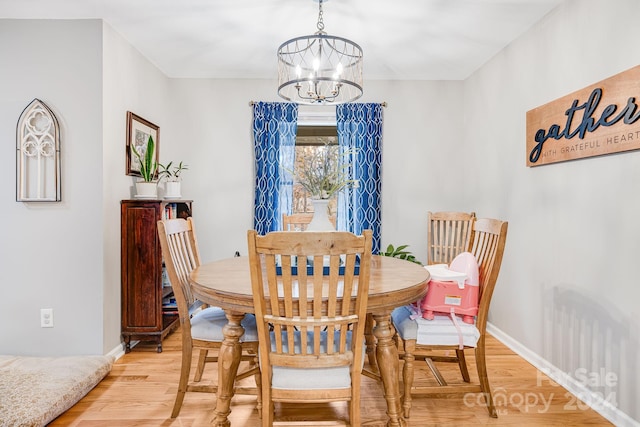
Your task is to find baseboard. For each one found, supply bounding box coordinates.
[487,322,638,427]
[106,342,127,362]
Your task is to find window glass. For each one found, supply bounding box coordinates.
[293,126,338,216]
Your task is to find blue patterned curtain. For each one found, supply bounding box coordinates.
[336,103,383,253]
[252,102,298,234]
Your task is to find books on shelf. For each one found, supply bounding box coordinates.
[163,295,177,308]
[164,203,178,219]
[163,202,192,220]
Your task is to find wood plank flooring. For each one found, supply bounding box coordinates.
[50,329,613,426]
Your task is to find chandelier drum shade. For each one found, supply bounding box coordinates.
[277,0,363,105]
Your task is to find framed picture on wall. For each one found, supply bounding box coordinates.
[126,111,160,177]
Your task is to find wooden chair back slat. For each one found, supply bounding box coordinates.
[158,218,201,317]
[469,218,508,334]
[427,211,476,265]
[282,213,337,231]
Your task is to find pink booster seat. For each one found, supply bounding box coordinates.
[420,252,479,324]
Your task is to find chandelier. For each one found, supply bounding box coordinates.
[277,0,363,104]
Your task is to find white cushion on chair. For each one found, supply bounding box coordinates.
[191,307,259,342]
[268,330,365,390]
[392,306,480,347]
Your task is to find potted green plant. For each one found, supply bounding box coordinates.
[292,143,356,231]
[158,161,188,199]
[131,135,158,198]
[294,143,355,200]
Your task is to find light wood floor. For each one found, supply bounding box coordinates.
[51,329,612,426]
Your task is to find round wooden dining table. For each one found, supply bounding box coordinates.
[190,254,429,427]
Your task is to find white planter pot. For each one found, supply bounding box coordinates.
[164,181,181,199]
[306,199,335,231]
[306,199,335,266]
[135,181,158,198]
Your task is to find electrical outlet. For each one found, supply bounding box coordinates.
[40,308,53,328]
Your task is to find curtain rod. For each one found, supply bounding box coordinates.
[249,101,387,107]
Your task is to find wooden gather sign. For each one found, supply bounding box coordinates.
[526,65,640,167]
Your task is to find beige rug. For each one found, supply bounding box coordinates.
[0,354,113,427]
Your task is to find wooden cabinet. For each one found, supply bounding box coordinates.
[120,199,193,353]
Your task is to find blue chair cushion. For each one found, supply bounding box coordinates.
[190,307,259,342]
[392,306,480,347]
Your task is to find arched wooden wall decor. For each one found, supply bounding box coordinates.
[16,99,61,201]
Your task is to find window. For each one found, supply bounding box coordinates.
[252,102,381,250]
[292,125,338,216]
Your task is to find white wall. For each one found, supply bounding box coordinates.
[0,19,174,355]
[371,80,466,255]
[102,23,175,353]
[0,20,105,355]
[464,0,640,423]
[163,79,278,261]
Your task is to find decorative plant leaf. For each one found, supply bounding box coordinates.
[288,142,357,199]
[159,160,188,182]
[131,135,157,182]
[379,244,422,265]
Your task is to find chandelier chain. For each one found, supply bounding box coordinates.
[316,0,325,33]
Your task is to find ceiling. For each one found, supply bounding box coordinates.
[0,0,565,80]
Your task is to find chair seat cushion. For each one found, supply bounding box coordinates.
[191,307,259,342]
[392,306,480,347]
[267,330,365,390]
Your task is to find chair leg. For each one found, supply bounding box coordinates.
[350,373,361,426]
[456,349,471,382]
[252,353,262,418]
[364,313,378,372]
[425,357,447,386]
[171,344,193,418]
[262,388,274,427]
[475,344,497,417]
[401,340,416,418]
[193,349,208,382]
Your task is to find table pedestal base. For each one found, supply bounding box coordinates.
[211,312,245,427]
[372,312,407,427]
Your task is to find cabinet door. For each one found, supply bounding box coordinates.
[121,202,162,331]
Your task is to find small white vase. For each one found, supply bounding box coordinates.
[135,181,158,198]
[306,199,335,231]
[164,181,181,199]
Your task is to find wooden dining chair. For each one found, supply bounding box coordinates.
[282,212,337,231]
[392,218,508,418]
[282,212,336,231]
[247,229,373,427]
[381,211,476,370]
[281,213,314,231]
[426,211,476,265]
[157,218,261,418]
